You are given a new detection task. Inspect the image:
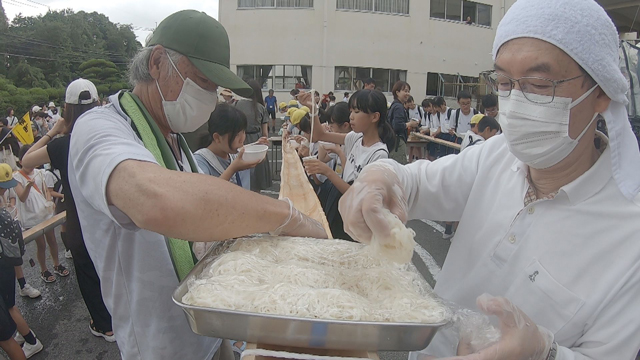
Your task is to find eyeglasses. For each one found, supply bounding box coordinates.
[488,71,585,104]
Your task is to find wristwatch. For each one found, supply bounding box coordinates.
[546,341,558,360]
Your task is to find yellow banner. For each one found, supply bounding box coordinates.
[12,112,34,145]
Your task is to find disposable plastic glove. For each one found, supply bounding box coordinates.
[338,162,408,244]
[442,294,554,360]
[271,198,328,239]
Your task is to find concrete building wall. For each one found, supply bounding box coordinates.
[220,0,518,101]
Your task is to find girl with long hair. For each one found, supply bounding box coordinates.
[299,89,393,240]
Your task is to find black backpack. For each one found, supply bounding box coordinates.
[453,108,479,131]
[0,208,25,266]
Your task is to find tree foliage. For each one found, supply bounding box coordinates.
[0,4,141,115]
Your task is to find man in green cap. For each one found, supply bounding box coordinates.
[67,10,327,360]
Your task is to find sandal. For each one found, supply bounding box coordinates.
[41,270,56,283]
[53,265,70,277]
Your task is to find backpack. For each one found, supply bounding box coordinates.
[47,169,62,192]
[453,108,479,131]
[0,208,25,266]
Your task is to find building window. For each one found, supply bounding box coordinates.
[334,67,407,92]
[238,0,313,8]
[237,65,312,90]
[426,72,479,98]
[430,0,491,27]
[337,0,409,15]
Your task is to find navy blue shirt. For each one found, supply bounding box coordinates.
[265,95,277,111]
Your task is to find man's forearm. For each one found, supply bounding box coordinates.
[107,160,291,242]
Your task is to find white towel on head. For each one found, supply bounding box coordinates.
[493,0,640,200]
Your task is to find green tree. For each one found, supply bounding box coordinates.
[3,8,140,90]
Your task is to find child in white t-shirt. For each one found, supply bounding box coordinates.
[460,115,501,151]
[300,90,392,241]
[405,96,425,162]
[460,114,486,151]
[316,102,352,182]
[14,146,69,283]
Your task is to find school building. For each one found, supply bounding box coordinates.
[219,0,639,103]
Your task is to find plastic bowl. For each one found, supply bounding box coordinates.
[243,144,268,162]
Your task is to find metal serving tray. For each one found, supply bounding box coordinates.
[172,239,448,351]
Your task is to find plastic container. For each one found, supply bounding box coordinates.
[243,144,268,162]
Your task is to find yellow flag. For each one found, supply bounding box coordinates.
[12,112,34,145]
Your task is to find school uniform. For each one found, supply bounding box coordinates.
[319,132,388,241]
[459,131,485,151]
[194,148,251,191]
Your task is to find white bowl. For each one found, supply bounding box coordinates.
[243,144,268,162]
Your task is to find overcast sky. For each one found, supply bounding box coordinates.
[3,0,220,45]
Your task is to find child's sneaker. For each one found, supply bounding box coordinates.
[22,337,43,358]
[18,284,41,298]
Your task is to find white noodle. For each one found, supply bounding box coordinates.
[369,209,416,264]
[182,237,449,324]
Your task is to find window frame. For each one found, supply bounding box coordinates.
[426,72,480,97]
[429,0,492,28]
[336,0,410,16]
[237,64,312,90]
[334,66,407,93]
[238,0,314,9]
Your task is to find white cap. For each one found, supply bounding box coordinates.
[65,78,99,105]
[48,102,55,108]
[31,106,41,113]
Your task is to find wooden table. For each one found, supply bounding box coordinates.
[22,211,66,244]
[242,343,379,360]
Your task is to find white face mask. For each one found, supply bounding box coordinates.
[499,85,599,169]
[156,55,218,133]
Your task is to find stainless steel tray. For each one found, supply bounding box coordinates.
[172,239,448,351]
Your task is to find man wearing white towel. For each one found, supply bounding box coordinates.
[339,0,640,359]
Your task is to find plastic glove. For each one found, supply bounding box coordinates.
[338,162,408,244]
[297,144,310,158]
[271,198,328,239]
[442,294,554,360]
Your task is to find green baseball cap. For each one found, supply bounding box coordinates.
[147,10,252,98]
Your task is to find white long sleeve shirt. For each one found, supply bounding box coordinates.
[384,135,640,360]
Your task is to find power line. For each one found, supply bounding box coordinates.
[6,0,40,9]
[0,40,130,64]
[22,0,49,9]
[0,51,129,65]
[3,0,37,9]
[0,33,131,60]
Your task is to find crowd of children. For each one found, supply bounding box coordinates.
[0,79,117,359]
[268,81,502,242]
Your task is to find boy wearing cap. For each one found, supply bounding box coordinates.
[0,163,43,359]
[459,114,486,151]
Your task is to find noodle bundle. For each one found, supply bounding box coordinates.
[182,237,449,324]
